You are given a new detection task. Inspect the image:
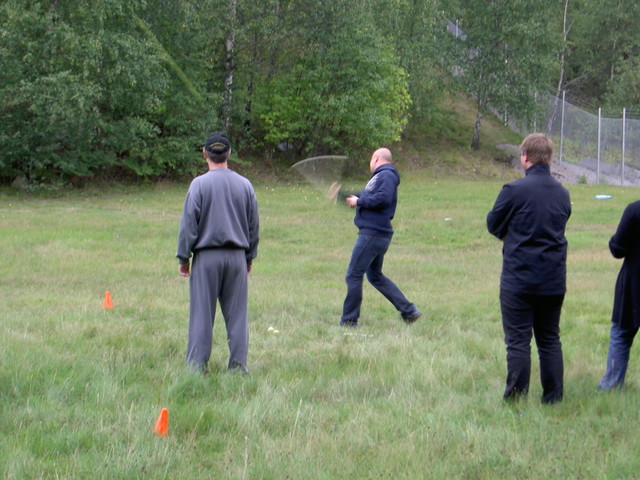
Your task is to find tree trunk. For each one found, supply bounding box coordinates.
[244,30,259,134]
[547,0,570,135]
[471,100,483,150]
[223,0,237,132]
[133,14,204,103]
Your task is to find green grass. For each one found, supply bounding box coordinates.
[1,172,640,479]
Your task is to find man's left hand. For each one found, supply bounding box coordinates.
[179,263,191,277]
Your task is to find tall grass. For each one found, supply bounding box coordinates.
[1,172,639,479]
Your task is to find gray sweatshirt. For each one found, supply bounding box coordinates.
[176,169,259,265]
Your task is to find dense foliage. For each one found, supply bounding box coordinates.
[446,0,557,149]
[564,0,640,112]
[1,0,638,184]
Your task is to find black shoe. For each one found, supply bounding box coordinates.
[228,362,249,375]
[339,318,359,328]
[188,362,210,375]
[402,310,422,324]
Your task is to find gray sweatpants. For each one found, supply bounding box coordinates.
[187,248,249,370]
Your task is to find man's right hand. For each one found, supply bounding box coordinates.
[346,195,359,208]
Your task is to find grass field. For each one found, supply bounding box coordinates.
[2,167,640,479]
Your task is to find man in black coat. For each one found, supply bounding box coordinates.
[487,133,572,404]
[598,201,640,390]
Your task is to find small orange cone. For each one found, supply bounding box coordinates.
[103,290,113,309]
[153,408,168,437]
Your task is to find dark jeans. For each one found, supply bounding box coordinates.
[598,322,639,390]
[500,289,565,404]
[341,234,417,322]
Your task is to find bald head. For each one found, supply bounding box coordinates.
[370,148,393,172]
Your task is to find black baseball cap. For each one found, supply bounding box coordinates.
[204,132,230,154]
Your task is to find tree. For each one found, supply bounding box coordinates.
[247,0,411,156]
[448,0,557,149]
[0,0,425,182]
[604,57,640,111]
[564,0,640,102]
[369,0,447,119]
[0,0,170,182]
[547,0,572,134]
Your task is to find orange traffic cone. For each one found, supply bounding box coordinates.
[103,290,113,309]
[153,408,168,437]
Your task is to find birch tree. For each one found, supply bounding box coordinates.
[450,0,557,149]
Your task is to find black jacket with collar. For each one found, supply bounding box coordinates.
[610,201,640,327]
[487,163,572,295]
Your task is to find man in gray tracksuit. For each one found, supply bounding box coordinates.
[176,132,260,374]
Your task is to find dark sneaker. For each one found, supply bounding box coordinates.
[339,318,359,328]
[402,310,422,324]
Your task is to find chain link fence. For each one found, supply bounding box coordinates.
[447,18,640,186]
[544,93,640,185]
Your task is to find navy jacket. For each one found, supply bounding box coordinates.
[487,163,571,295]
[355,163,399,238]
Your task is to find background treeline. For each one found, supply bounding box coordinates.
[1,0,639,185]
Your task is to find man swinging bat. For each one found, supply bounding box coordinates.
[332,147,422,327]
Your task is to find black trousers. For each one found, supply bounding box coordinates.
[500,289,565,404]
